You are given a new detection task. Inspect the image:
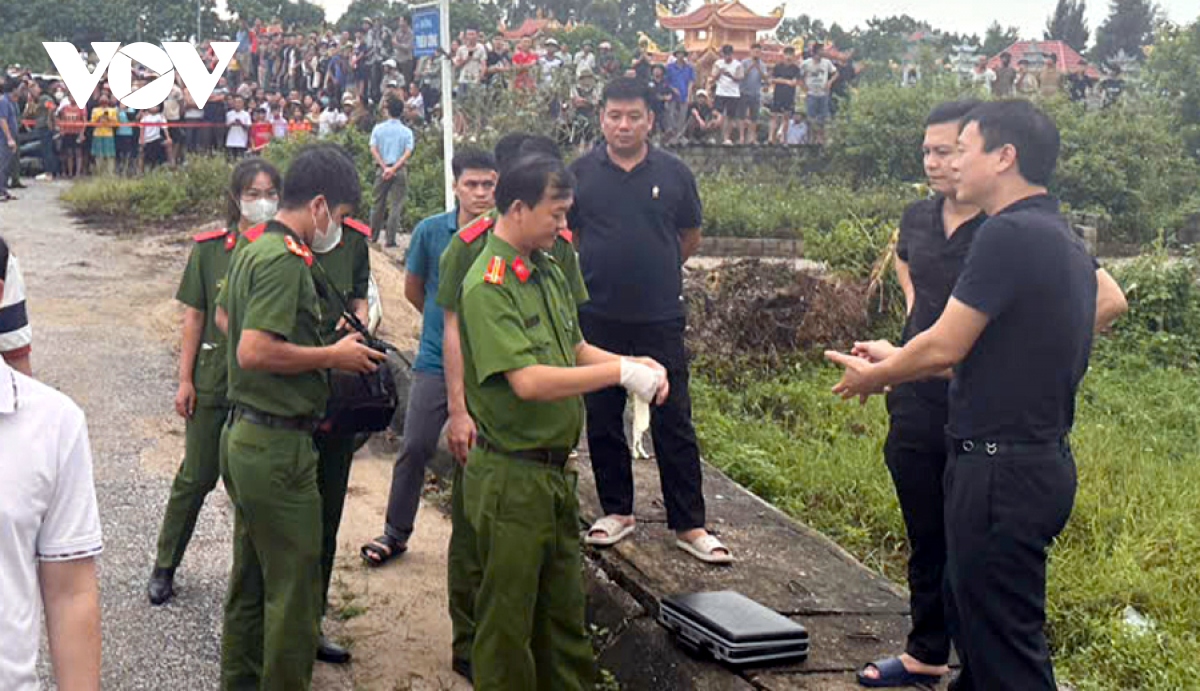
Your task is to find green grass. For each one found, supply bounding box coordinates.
[692,357,1200,691]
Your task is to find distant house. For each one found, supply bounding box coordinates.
[498,15,565,41]
[988,39,1100,78]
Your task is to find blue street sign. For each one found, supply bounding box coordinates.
[413,7,440,58]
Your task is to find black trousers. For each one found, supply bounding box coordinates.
[944,439,1076,691]
[580,313,705,532]
[883,387,951,666]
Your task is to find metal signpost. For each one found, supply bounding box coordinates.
[411,1,454,211]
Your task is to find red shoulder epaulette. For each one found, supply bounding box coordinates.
[557,228,574,244]
[283,235,314,267]
[193,227,228,243]
[459,214,495,244]
[242,223,267,243]
[344,217,372,237]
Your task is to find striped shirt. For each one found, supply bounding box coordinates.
[0,254,31,360]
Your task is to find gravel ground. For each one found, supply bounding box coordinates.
[4,181,232,689]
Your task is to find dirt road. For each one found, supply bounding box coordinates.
[3,181,468,690]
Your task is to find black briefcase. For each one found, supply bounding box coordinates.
[658,591,809,666]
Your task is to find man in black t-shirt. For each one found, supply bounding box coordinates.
[830,53,856,116]
[854,100,986,689]
[686,90,722,143]
[768,47,801,146]
[1099,66,1124,108]
[828,100,1126,691]
[1066,60,1095,103]
[485,38,512,90]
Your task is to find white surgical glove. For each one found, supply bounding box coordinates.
[619,357,662,403]
[631,397,651,459]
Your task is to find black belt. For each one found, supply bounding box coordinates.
[952,438,1069,457]
[229,405,321,433]
[477,436,571,468]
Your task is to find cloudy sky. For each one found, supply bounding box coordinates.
[299,0,1198,41]
[735,0,1199,42]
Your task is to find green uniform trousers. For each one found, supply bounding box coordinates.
[465,450,595,691]
[219,419,322,691]
[448,462,481,662]
[315,432,357,611]
[154,403,229,570]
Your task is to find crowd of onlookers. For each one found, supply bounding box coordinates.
[963,51,1126,107]
[4,14,1132,195]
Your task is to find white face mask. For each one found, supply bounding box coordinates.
[310,200,343,254]
[240,198,277,225]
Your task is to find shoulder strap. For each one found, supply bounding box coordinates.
[193,228,228,243]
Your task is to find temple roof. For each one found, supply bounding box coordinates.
[988,39,1100,78]
[659,1,782,31]
[500,17,559,39]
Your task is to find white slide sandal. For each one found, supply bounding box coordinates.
[585,516,636,547]
[676,534,735,565]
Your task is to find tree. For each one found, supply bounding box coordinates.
[1093,0,1158,62]
[776,14,827,44]
[334,0,396,32]
[1144,18,1200,155]
[1045,0,1091,52]
[225,0,325,31]
[982,21,1021,56]
[853,14,933,64]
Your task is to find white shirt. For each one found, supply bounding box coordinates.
[141,113,166,143]
[800,58,836,96]
[225,109,251,147]
[539,54,564,85]
[711,58,744,98]
[574,52,596,77]
[0,254,31,356]
[318,109,347,137]
[455,44,488,84]
[786,120,809,145]
[972,67,997,90]
[0,360,102,691]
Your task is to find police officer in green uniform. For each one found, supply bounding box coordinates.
[433,134,587,680]
[219,144,385,691]
[148,159,281,605]
[456,154,669,691]
[309,214,373,664]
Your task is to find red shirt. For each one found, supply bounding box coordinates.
[57,104,87,135]
[250,122,273,149]
[513,50,538,91]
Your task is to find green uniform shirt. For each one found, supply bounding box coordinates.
[436,210,588,313]
[311,225,371,340]
[224,221,329,418]
[459,233,585,452]
[176,228,238,405]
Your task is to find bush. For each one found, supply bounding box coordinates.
[827,81,975,183]
[63,126,454,232]
[62,155,231,224]
[697,175,916,239]
[1095,245,1200,369]
[1043,97,1200,245]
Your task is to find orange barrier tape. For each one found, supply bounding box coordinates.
[19,119,254,128]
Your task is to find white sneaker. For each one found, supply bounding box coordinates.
[35,173,50,181]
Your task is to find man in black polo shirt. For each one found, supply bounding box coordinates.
[826,100,1121,690]
[855,99,986,688]
[569,77,732,564]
